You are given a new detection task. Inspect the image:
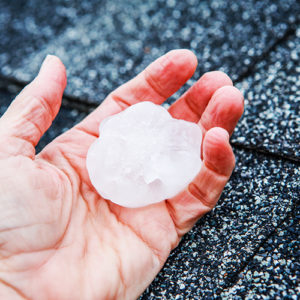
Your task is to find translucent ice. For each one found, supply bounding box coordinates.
[86,101,202,208]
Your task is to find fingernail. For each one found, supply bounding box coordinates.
[40,54,55,70]
[223,129,230,141]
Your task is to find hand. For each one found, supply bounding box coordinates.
[0,50,243,299]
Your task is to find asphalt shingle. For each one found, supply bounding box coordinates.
[232,30,300,160]
[221,206,300,299]
[140,148,299,299]
[0,0,299,103]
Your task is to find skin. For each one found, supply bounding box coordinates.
[0,50,243,300]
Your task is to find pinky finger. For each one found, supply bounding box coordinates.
[166,127,235,237]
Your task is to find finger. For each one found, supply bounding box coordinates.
[166,127,235,236]
[168,71,233,122]
[0,55,67,158]
[74,49,197,137]
[199,86,244,136]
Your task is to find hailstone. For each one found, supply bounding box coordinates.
[86,101,202,208]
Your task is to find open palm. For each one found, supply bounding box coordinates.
[0,50,243,300]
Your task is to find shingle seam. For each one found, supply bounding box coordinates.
[232,143,300,164]
[234,23,298,84]
[220,200,299,293]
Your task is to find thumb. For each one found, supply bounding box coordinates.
[0,55,67,159]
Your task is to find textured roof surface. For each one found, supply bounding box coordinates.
[0,0,299,298]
